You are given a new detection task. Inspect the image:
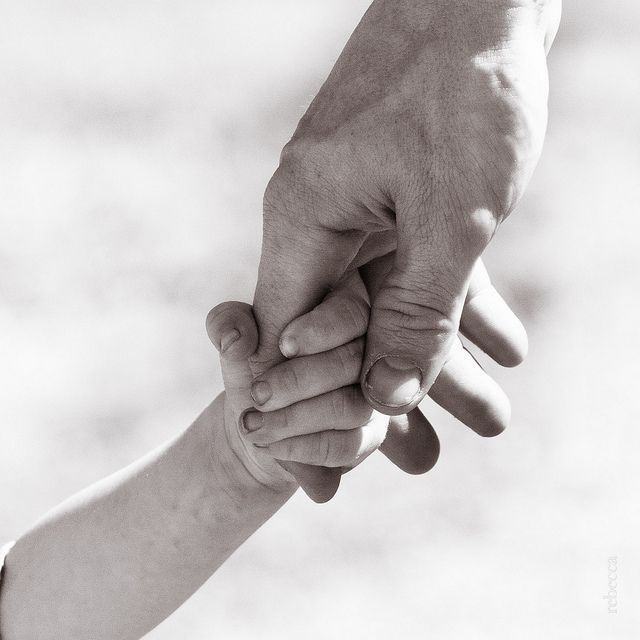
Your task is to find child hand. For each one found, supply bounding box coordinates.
[206,272,392,499]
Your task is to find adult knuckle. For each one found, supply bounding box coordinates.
[380,282,458,339]
[424,183,496,254]
[278,137,367,231]
[462,207,498,251]
[273,139,335,204]
[263,167,294,219]
[263,158,319,228]
[278,138,299,167]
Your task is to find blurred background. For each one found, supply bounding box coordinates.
[1,1,638,638]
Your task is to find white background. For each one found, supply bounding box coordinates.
[1,1,638,638]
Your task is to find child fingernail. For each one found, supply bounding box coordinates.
[279,335,299,358]
[251,380,272,406]
[242,411,264,433]
[220,329,240,353]
[364,356,423,408]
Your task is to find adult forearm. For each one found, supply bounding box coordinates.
[0,394,294,640]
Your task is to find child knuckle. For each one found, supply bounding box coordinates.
[330,389,348,422]
[317,433,335,466]
[279,363,304,395]
[340,296,370,334]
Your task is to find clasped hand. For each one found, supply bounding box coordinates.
[209,0,560,501]
[207,258,527,501]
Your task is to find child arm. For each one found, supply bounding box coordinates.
[0,288,382,640]
[0,393,294,640]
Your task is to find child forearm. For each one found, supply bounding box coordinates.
[0,394,295,640]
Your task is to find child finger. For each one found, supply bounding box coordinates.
[250,338,364,412]
[460,259,528,367]
[242,385,376,445]
[379,408,440,475]
[206,301,259,414]
[279,270,370,358]
[428,338,511,437]
[263,418,388,468]
[206,301,259,361]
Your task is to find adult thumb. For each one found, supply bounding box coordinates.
[361,199,492,416]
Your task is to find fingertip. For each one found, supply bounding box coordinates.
[428,346,512,438]
[461,288,529,368]
[497,322,528,368]
[381,409,440,475]
[407,410,440,473]
[361,356,426,416]
[279,333,299,359]
[206,301,259,360]
[472,386,511,438]
[220,329,241,353]
[278,461,341,503]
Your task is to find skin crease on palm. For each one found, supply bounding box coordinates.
[243,0,561,500]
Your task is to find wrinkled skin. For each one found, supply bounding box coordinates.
[249,0,561,497]
[253,0,559,398]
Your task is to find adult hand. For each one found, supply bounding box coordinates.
[211,257,528,501]
[251,0,560,417]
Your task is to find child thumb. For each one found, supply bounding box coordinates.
[206,302,259,410]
